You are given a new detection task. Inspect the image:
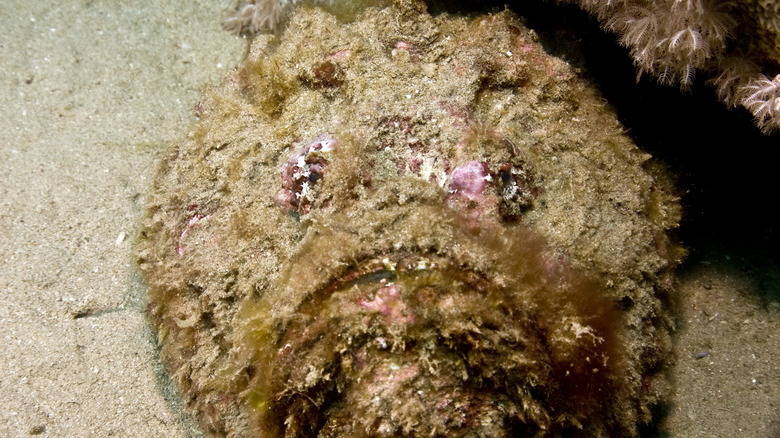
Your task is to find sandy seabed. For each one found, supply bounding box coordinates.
[0,1,777,437]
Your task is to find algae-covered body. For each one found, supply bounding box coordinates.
[137,2,682,436]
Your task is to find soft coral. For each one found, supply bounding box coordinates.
[224,0,313,34]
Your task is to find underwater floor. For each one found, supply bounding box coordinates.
[0,0,777,436]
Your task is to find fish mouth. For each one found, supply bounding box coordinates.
[242,240,629,437]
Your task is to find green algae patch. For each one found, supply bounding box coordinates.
[137,1,683,436]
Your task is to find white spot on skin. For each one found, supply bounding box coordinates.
[567,319,603,344]
[298,181,310,199]
[417,156,447,188]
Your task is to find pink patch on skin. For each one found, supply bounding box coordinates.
[177,213,210,255]
[446,160,503,228]
[438,295,455,310]
[277,134,337,214]
[546,61,556,77]
[450,161,489,199]
[359,284,414,325]
[394,41,420,62]
[408,157,423,174]
[359,291,387,313]
[332,49,351,61]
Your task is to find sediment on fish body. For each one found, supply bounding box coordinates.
[137,1,683,436]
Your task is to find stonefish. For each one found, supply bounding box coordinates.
[137,1,683,436]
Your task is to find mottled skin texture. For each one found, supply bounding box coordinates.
[225,0,780,132]
[137,2,682,436]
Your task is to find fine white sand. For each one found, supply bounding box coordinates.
[1,1,244,436]
[1,1,777,437]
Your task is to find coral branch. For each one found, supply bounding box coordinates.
[565,0,780,133]
[743,74,780,133]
